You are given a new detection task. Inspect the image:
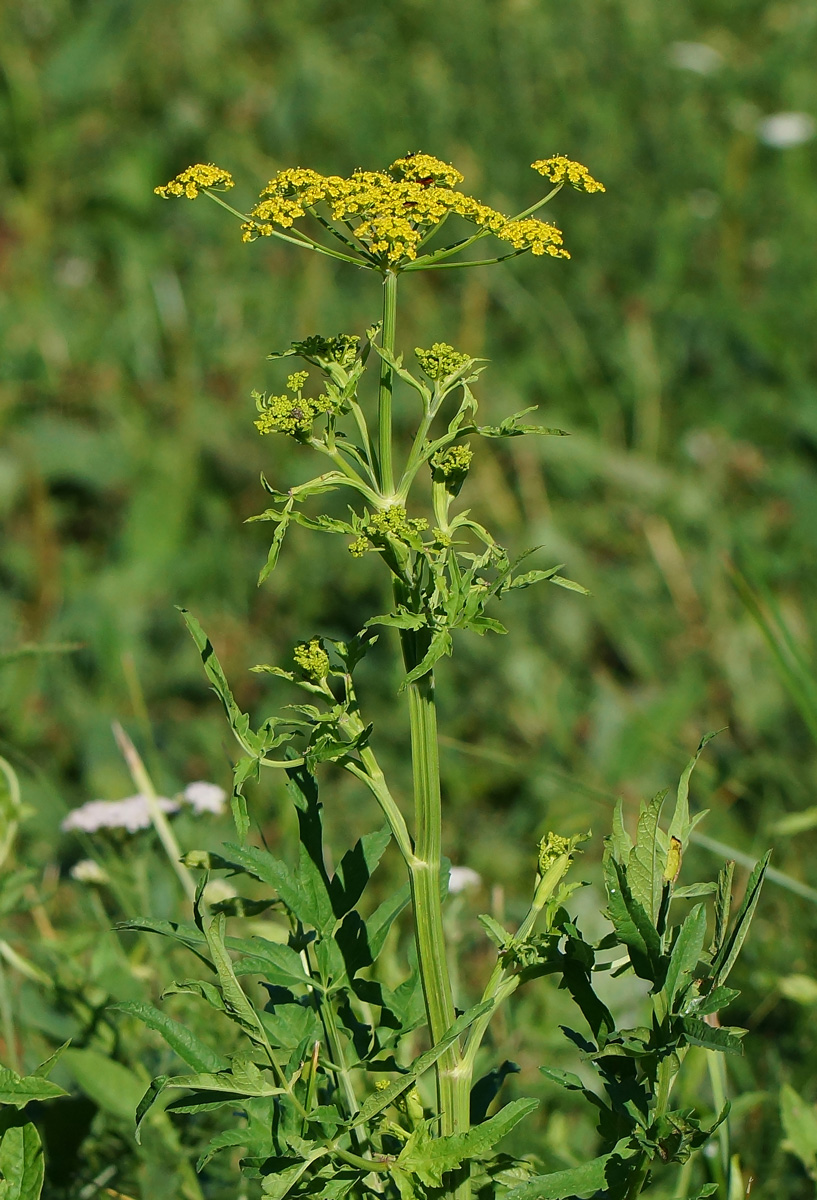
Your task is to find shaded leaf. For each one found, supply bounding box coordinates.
[110,1001,228,1073]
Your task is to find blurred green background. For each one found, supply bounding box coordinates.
[2,0,817,1194]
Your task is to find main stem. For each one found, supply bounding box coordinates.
[378,272,469,1195]
[377,270,398,496]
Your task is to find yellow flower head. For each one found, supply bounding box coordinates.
[286,371,309,393]
[293,638,330,680]
[497,217,569,258]
[431,444,473,478]
[531,156,605,194]
[180,152,602,267]
[252,387,333,438]
[415,343,470,381]
[389,152,464,189]
[155,163,235,199]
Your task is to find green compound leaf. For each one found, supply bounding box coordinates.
[502,1139,639,1199]
[0,1118,44,1200]
[110,1001,228,1073]
[395,1098,538,1187]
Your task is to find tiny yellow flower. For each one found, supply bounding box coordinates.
[531,156,605,193]
[155,163,235,199]
[348,536,369,557]
[497,217,569,258]
[415,343,470,381]
[286,371,309,393]
[293,637,330,680]
[431,444,473,478]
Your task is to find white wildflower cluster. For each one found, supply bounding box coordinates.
[448,866,482,894]
[61,781,227,835]
[69,859,110,885]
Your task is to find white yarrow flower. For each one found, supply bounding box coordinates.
[668,42,722,75]
[69,859,110,885]
[61,794,179,834]
[757,112,815,148]
[448,866,482,894]
[182,781,228,814]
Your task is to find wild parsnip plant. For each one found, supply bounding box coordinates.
[129,153,770,1200]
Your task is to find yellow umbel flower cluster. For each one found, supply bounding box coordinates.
[431,444,473,478]
[293,638,330,680]
[531,156,606,193]
[349,506,429,556]
[154,163,235,199]
[253,371,333,438]
[155,152,604,266]
[389,152,465,188]
[415,343,470,380]
[498,218,569,258]
[238,152,600,266]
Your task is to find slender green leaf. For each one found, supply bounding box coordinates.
[350,1001,493,1128]
[110,1000,228,1072]
[400,629,453,689]
[712,852,770,989]
[667,731,721,847]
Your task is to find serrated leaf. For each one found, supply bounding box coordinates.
[502,1139,638,1199]
[673,882,717,899]
[350,1001,493,1128]
[667,731,722,848]
[692,986,740,1017]
[478,914,511,948]
[396,1098,538,1186]
[400,629,453,689]
[679,1017,746,1055]
[223,938,315,989]
[710,861,734,958]
[257,498,295,583]
[0,1119,44,1200]
[609,799,633,865]
[331,826,392,918]
[110,1001,227,1073]
[548,574,590,595]
[0,1069,67,1109]
[628,790,668,922]
[604,855,664,985]
[664,904,707,1006]
[205,913,275,1059]
[364,609,427,631]
[261,1155,325,1199]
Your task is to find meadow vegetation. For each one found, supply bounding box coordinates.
[1,1,817,1196]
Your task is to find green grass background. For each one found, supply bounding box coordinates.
[2,0,817,1195]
